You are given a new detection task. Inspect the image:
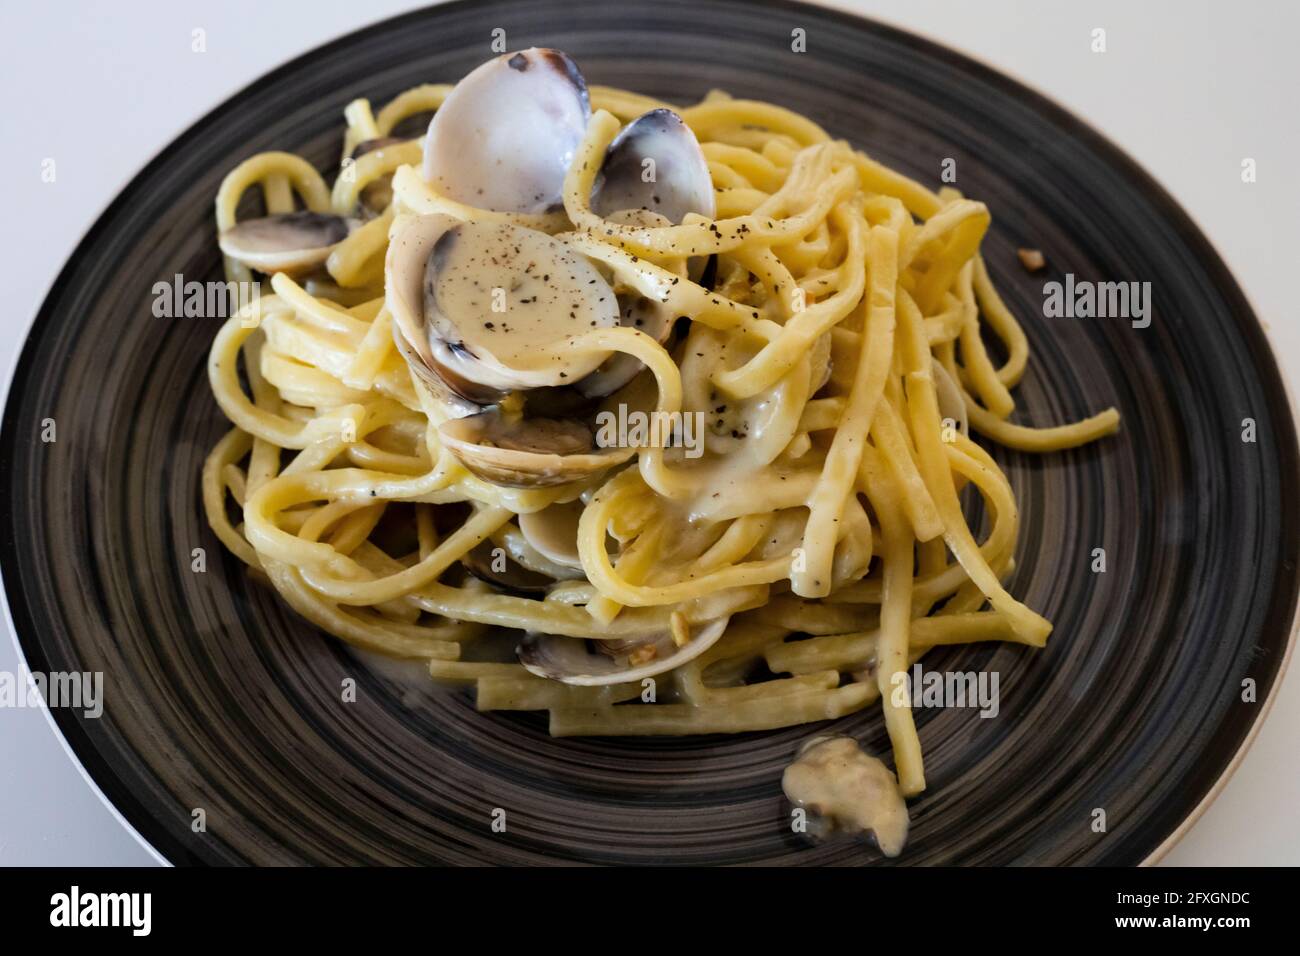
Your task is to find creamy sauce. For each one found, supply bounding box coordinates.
[782,735,909,857]
[430,222,617,376]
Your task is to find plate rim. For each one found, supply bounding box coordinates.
[852,2,1300,867]
[2,0,1296,866]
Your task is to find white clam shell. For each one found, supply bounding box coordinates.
[518,618,730,686]
[423,48,589,214]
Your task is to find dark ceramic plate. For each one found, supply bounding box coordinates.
[2,0,1296,866]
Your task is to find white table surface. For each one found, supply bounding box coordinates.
[1,0,1295,866]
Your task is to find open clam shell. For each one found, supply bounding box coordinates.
[461,540,553,595]
[423,48,590,214]
[218,211,356,277]
[592,108,715,223]
[518,617,730,686]
[574,208,680,399]
[517,499,586,570]
[385,213,621,406]
[438,410,626,488]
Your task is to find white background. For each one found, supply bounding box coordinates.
[0,0,1295,866]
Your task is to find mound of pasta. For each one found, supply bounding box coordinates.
[205,48,1118,799]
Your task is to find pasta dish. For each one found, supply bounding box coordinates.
[204,48,1119,850]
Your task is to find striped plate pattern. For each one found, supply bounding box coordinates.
[1,0,1295,865]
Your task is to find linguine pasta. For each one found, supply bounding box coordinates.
[204,63,1118,799]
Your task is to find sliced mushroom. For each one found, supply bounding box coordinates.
[592,108,715,223]
[218,211,356,277]
[385,214,620,407]
[461,540,552,595]
[518,617,730,686]
[423,48,589,213]
[438,410,624,488]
